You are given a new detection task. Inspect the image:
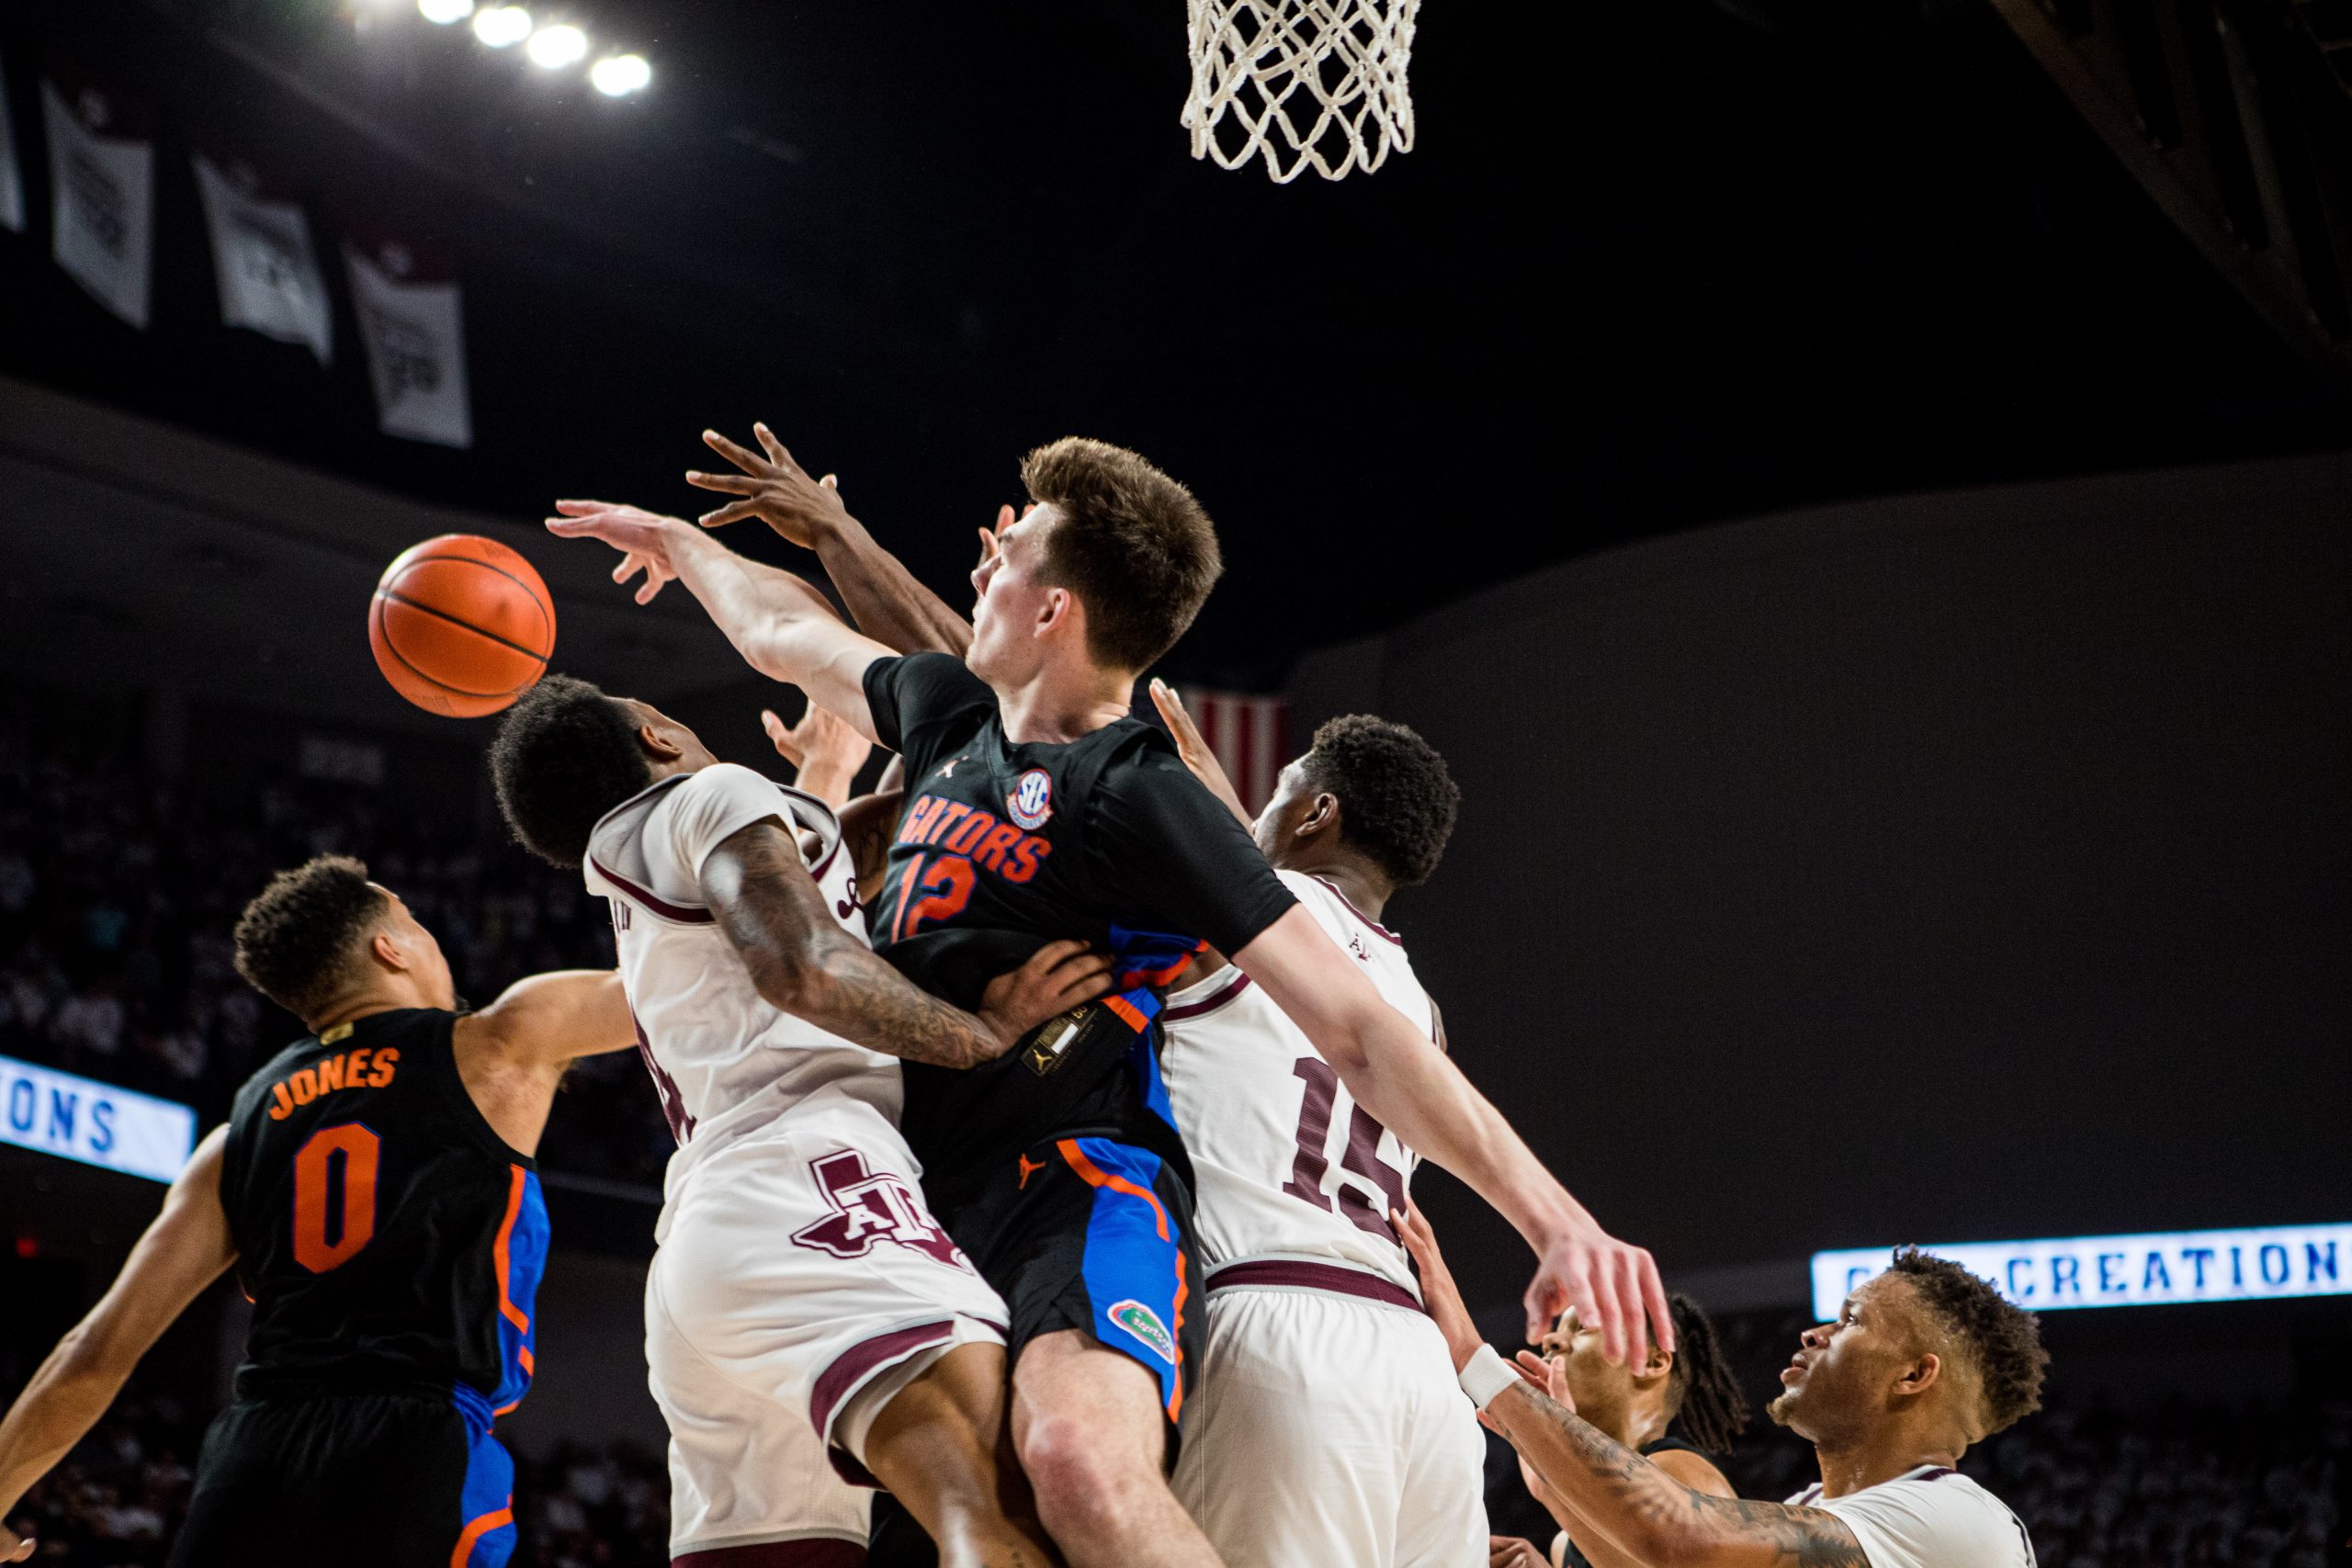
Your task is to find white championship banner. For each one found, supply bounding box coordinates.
[0,63,23,233]
[1814,1223,2352,1318]
[41,70,155,328]
[195,151,333,363]
[0,1054,198,1184]
[345,233,473,448]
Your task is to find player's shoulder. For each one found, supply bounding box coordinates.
[880,649,995,711]
[1804,1468,2035,1565]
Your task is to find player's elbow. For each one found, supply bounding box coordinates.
[743,930,834,1016]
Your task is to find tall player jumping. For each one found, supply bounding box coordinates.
[548,430,1671,1568]
[677,458,1498,1567]
[491,680,1106,1567]
[0,856,639,1568]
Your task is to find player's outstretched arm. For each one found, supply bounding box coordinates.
[762,697,875,808]
[546,502,892,742]
[685,423,978,660]
[1232,907,1672,1359]
[0,1126,237,1562]
[700,819,1111,1066]
[1396,1206,1865,1568]
[457,969,638,1069]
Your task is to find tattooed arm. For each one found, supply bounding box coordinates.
[1482,1383,1869,1567]
[699,819,1110,1067]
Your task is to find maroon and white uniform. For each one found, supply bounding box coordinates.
[1162,870,1486,1567]
[583,763,1006,1561]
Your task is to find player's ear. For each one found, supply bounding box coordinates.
[1894,1350,1942,1400]
[1036,586,1076,641]
[368,928,408,973]
[1295,791,1340,840]
[638,721,683,762]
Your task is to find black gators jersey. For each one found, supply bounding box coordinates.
[220,1009,548,1420]
[862,652,1296,1191]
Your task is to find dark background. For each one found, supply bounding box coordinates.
[0,0,2346,1329]
[3,0,2348,687]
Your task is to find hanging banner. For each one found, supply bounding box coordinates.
[41,65,154,327]
[1176,687,1290,815]
[344,231,472,448]
[0,65,24,233]
[194,151,332,363]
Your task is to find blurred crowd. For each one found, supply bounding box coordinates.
[0,716,672,1185]
[0,1382,669,1568]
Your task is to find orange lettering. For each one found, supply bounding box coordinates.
[971,822,1022,873]
[925,802,973,846]
[367,1048,399,1087]
[1003,837,1051,884]
[289,1068,319,1105]
[944,810,998,855]
[898,797,944,845]
[345,1048,371,1084]
[268,1081,296,1121]
[290,1123,379,1273]
[315,1055,345,1094]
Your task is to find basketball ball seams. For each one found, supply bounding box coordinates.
[369,533,555,717]
[390,553,555,630]
[378,585,552,664]
[377,602,543,699]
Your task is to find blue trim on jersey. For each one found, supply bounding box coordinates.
[1070,1136,1188,1420]
[489,1171,549,1415]
[1128,1029,1179,1133]
[456,1422,517,1566]
[1104,924,1199,1137]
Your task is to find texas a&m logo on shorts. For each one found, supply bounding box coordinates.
[1006,767,1054,829]
[792,1148,970,1270]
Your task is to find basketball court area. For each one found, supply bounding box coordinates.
[0,5,2348,1567]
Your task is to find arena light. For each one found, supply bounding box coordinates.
[590,52,650,96]
[0,1054,198,1184]
[1812,1223,2352,1318]
[417,0,475,23]
[526,22,590,68]
[471,5,533,47]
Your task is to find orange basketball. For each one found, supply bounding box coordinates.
[368,535,555,718]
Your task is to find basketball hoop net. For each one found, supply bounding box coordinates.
[1182,0,1420,184]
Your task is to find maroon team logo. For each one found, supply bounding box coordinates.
[792,1148,971,1269]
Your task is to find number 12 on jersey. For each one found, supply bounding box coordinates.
[1283,1057,1408,1241]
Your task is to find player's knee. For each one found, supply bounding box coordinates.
[1017,1413,1154,1537]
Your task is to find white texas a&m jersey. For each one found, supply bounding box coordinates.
[1159,870,1436,1297]
[582,763,895,1187]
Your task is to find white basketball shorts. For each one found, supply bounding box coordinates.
[644,1097,1009,1560]
[1172,1264,1489,1568]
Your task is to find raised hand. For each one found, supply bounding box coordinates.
[1148,678,1252,829]
[762,700,873,808]
[978,941,1115,1055]
[685,423,851,548]
[547,500,691,604]
[1394,1202,1482,1372]
[1488,1538,1547,1568]
[1522,1219,1672,1368]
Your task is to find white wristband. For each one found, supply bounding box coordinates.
[1458,1342,1519,1409]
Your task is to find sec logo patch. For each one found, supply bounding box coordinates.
[1007,767,1054,829]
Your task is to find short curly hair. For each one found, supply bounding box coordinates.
[490,674,656,868]
[232,855,389,1021]
[1300,715,1460,886]
[1887,1247,2049,1438]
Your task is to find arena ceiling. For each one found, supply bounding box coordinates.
[2,0,2347,687]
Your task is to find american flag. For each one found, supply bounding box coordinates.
[1175,688,1290,817]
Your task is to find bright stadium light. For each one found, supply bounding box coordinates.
[590,52,650,96]
[471,6,533,47]
[416,0,475,23]
[526,22,590,68]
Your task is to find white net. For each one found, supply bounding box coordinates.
[1182,0,1420,184]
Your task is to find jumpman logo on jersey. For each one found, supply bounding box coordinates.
[792,1149,970,1269]
[937,755,967,778]
[1017,1152,1047,1189]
